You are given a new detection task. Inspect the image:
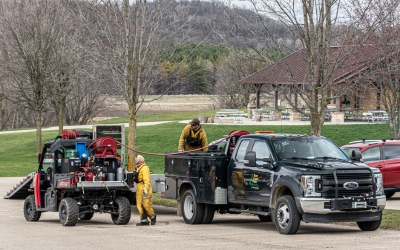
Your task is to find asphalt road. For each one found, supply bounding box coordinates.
[1,177,400,250]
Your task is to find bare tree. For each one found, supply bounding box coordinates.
[215,49,271,108]
[78,0,193,171]
[348,0,400,138]
[220,0,397,134]
[0,0,73,153]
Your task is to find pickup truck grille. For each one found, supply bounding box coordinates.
[319,170,375,198]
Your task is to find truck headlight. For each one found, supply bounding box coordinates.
[301,175,321,197]
[374,173,384,195]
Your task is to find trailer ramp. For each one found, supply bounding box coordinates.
[3,172,35,199]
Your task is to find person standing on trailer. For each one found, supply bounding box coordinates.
[134,155,156,226]
[178,118,208,152]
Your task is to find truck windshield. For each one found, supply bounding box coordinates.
[271,137,349,161]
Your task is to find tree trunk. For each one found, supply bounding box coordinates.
[309,112,323,135]
[58,98,64,135]
[35,111,42,155]
[0,94,3,131]
[127,104,137,172]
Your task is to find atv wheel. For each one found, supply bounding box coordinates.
[79,212,94,220]
[258,215,272,222]
[111,196,131,225]
[273,195,301,234]
[182,189,204,224]
[202,204,215,224]
[59,198,79,226]
[357,212,382,231]
[24,195,41,221]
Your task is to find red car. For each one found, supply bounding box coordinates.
[341,139,400,198]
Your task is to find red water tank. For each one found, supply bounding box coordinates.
[61,130,79,139]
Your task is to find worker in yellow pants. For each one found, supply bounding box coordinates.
[135,155,156,226]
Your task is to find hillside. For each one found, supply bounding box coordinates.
[172,0,295,50]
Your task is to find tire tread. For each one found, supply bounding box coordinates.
[111,196,131,225]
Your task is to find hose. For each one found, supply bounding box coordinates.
[115,130,242,157]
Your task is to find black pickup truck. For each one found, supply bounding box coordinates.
[164,132,386,234]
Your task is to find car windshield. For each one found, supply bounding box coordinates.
[271,136,349,161]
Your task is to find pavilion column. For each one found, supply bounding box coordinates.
[255,84,262,109]
[274,88,278,109]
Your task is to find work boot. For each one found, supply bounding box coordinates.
[150,215,157,225]
[136,221,149,226]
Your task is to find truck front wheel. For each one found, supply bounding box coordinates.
[24,195,41,221]
[59,198,79,226]
[385,191,395,199]
[111,196,131,225]
[273,195,301,234]
[357,212,382,231]
[182,189,205,224]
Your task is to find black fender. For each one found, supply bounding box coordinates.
[269,175,303,213]
[178,180,197,201]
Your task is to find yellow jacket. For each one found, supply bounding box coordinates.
[136,163,152,195]
[178,124,208,152]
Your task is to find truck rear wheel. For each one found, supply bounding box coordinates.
[182,189,204,224]
[59,198,79,226]
[202,204,215,224]
[24,195,41,222]
[357,212,382,231]
[111,196,131,225]
[273,195,300,234]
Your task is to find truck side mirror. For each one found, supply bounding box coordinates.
[244,151,256,167]
[351,150,362,162]
[262,156,275,170]
[263,156,273,164]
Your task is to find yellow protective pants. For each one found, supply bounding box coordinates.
[136,183,155,222]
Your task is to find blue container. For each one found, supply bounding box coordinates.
[75,142,88,158]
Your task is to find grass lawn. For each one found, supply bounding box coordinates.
[0,120,392,176]
[1,110,399,230]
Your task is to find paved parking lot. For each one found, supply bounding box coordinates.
[1,177,400,250]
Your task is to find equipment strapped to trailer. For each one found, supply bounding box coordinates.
[3,172,35,199]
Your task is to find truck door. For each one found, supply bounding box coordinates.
[228,139,250,202]
[228,138,273,204]
[245,139,272,204]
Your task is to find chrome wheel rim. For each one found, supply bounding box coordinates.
[277,203,290,229]
[183,196,194,220]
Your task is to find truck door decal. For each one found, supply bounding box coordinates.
[249,173,259,190]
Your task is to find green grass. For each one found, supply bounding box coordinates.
[381,210,400,229]
[152,193,178,207]
[0,112,392,176]
[1,111,399,230]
